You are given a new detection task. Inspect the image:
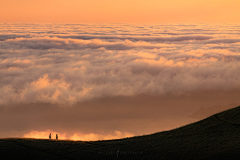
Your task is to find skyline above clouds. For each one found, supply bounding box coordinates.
[1,23,240,140]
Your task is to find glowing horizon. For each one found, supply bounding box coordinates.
[1,0,240,23]
[23,130,134,141]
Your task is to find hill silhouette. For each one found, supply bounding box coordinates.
[1,106,240,160]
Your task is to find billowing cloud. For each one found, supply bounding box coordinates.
[1,23,240,140]
[0,34,30,41]
[1,37,164,50]
[57,35,213,42]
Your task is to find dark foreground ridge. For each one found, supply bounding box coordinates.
[1,106,240,160]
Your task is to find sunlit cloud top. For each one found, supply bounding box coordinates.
[1,23,240,106]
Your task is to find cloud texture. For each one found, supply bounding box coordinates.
[1,23,240,105]
[0,23,240,139]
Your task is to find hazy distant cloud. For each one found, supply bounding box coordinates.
[57,35,213,42]
[0,34,30,41]
[202,39,240,44]
[1,93,240,139]
[190,103,238,119]
[1,37,164,50]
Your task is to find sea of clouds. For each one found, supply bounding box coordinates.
[1,23,240,140]
[1,23,240,106]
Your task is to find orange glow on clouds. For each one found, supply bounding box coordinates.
[0,0,240,23]
[23,130,134,141]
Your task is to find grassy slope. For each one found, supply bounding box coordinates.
[1,106,240,160]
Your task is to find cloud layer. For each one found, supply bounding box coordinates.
[1,23,240,139]
[1,24,240,105]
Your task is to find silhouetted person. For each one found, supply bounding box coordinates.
[49,133,51,139]
[56,134,58,140]
[116,150,120,159]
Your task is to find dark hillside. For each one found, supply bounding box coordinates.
[1,106,240,160]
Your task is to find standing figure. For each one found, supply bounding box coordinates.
[49,133,51,139]
[116,150,120,159]
[56,134,58,140]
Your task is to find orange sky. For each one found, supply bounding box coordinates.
[0,0,240,23]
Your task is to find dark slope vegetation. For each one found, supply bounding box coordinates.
[1,106,240,160]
